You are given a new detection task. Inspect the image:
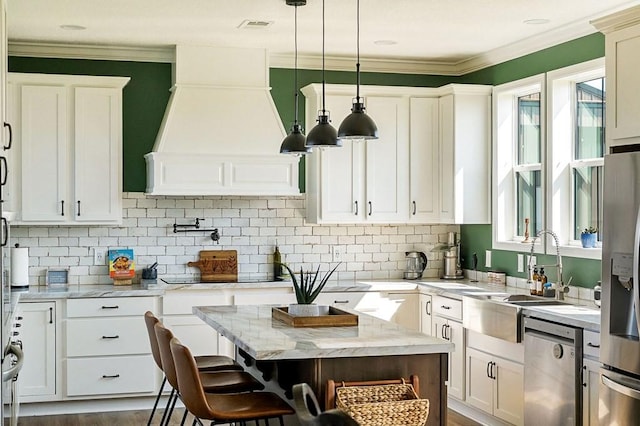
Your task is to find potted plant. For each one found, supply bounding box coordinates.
[280,263,341,316]
[581,227,598,248]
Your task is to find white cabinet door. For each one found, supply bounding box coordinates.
[379,292,419,331]
[19,302,57,400]
[465,347,493,414]
[604,24,640,146]
[419,293,433,336]
[433,315,465,400]
[494,356,524,425]
[583,357,601,426]
[74,87,121,222]
[409,97,440,223]
[162,315,221,358]
[19,85,68,222]
[438,88,491,224]
[364,96,409,222]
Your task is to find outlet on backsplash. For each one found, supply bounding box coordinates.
[93,248,106,265]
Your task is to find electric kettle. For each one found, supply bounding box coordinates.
[404,251,427,280]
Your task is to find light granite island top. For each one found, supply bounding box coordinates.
[193,304,453,360]
[194,304,452,426]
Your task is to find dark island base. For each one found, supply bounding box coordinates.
[238,350,449,426]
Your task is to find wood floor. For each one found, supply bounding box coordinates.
[17,408,482,425]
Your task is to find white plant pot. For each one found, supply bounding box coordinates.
[288,303,330,317]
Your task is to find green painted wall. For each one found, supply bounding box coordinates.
[457,33,605,288]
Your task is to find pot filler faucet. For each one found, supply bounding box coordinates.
[528,230,568,300]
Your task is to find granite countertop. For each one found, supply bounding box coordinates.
[193,304,454,360]
[15,275,601,332]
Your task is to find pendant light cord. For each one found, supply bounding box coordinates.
[321,0,327,114]
[294,4,300,126]
[355,0,361,102]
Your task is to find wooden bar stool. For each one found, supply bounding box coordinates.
[170,337,295,426]
[144,312,244,426]
[155,322,265,426]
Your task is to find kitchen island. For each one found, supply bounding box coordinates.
[194,304,453,426]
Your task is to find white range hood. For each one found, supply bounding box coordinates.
[145,45,300,196]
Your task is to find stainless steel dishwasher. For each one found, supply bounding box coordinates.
[523,316,583,425]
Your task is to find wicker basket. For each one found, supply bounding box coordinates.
[335,380,429,426]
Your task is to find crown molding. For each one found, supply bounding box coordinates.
[9,41,175,63]
[591,4,640,33]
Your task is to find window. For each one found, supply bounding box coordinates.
[493,58,604,259]
[492,75,545,253]
[572,77,604,240]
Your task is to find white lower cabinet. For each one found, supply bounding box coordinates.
[465,331,524,426]
[582,330,601,426]
[18,301,58,402]
[64,297,158,398]
[162,290,233,358]
[419,293,433,336]
[433,315,465,400]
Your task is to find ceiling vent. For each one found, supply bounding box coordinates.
[237,20,274,29]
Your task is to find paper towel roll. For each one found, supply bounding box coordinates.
[11,246,29,287]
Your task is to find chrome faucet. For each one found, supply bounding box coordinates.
[528,230,567,300]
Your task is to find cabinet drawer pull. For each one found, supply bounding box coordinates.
[77,200,81,216]
[486,361,492,379]
[441,305,451,310]
[0,156,7,185]
[333,300,349,304]
[587,342,600,348]
[49,307,53,324]
[101,335,120,339]
[101,374,120,379]
[412,201,417,215]
[1,217,7,247]
[354,201,358,215]
[425,300,431,316]
[368,201,372,216]
[61,200,65,216]
[101,305,119,309]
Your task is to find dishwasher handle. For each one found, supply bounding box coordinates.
[524,328,575,346]
[602,374,640,401]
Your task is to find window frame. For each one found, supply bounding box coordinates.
[492,74,546,254]
[547,58,604,260]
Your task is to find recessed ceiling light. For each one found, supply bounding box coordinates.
[59,24,86,31]
[523,18,550,25]
[374,40,397,46]
[237,20,274,29]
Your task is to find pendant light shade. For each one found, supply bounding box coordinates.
[280,2,311,155]
[305,0,341,149]
[338,0,378,140]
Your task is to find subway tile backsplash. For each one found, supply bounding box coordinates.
[13,193,458,285]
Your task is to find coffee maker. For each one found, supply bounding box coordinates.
[432,232,464,280]
[404,251,427,280]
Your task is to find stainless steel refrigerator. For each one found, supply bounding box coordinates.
[600,147,640,423]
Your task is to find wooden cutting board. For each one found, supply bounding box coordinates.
[187,250,238,283]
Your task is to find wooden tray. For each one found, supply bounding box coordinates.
[187,250,238,282]
[272,306,359,327]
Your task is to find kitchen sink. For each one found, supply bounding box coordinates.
[500,294,568,306]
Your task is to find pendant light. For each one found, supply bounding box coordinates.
[338,0,378,140]
[280,0,311,155]
[305,0,340,148]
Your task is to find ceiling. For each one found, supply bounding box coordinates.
[7,0,640,74]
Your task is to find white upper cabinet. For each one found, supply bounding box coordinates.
[8,73,129,225]
[438,86,492,224]
[593,6,640,149]
[302,85,409,224]
[303,83,490,224]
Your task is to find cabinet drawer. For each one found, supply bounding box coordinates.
[433,295,462,320]
[67,297,156,318]
[66,355,155,396]
[66,317,149,356]
[163,291,230,315]
[584,330,601,359]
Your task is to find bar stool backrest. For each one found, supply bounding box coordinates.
[144,311,163,371]
[154,322,180,390]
